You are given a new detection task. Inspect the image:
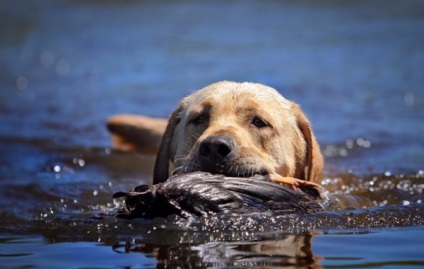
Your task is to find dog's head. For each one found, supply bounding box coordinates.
[154,81,323,184]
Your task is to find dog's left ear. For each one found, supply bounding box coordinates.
[292,103,324,183]
[153,105,183,184]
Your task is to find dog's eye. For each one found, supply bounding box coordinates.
[252,117,269,128]
[190,114,207,125]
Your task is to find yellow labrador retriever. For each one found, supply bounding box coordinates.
[107,81,323,190]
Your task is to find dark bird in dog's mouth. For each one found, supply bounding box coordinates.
[113,172,323,219]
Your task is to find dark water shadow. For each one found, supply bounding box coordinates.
[112,234,317,268]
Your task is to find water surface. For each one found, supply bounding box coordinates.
[1,0,423,268]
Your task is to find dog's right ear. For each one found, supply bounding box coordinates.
[153,105,183,184]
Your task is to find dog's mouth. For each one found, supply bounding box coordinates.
[173,163,270,178]
[172,135,273,178]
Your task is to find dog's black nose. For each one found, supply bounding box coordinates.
[198,135,234,159]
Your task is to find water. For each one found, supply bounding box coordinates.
[1,0,424,268]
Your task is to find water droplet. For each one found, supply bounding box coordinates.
[16,76,29,90]
[53,165,61,172]
[73,158,85,167]
[402,200,410,206]
[93,190,98,196]
[78,159,85,167]
[362,140,371,148]
[356,137,371,148]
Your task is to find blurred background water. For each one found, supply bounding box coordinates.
[1,0,423,268]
